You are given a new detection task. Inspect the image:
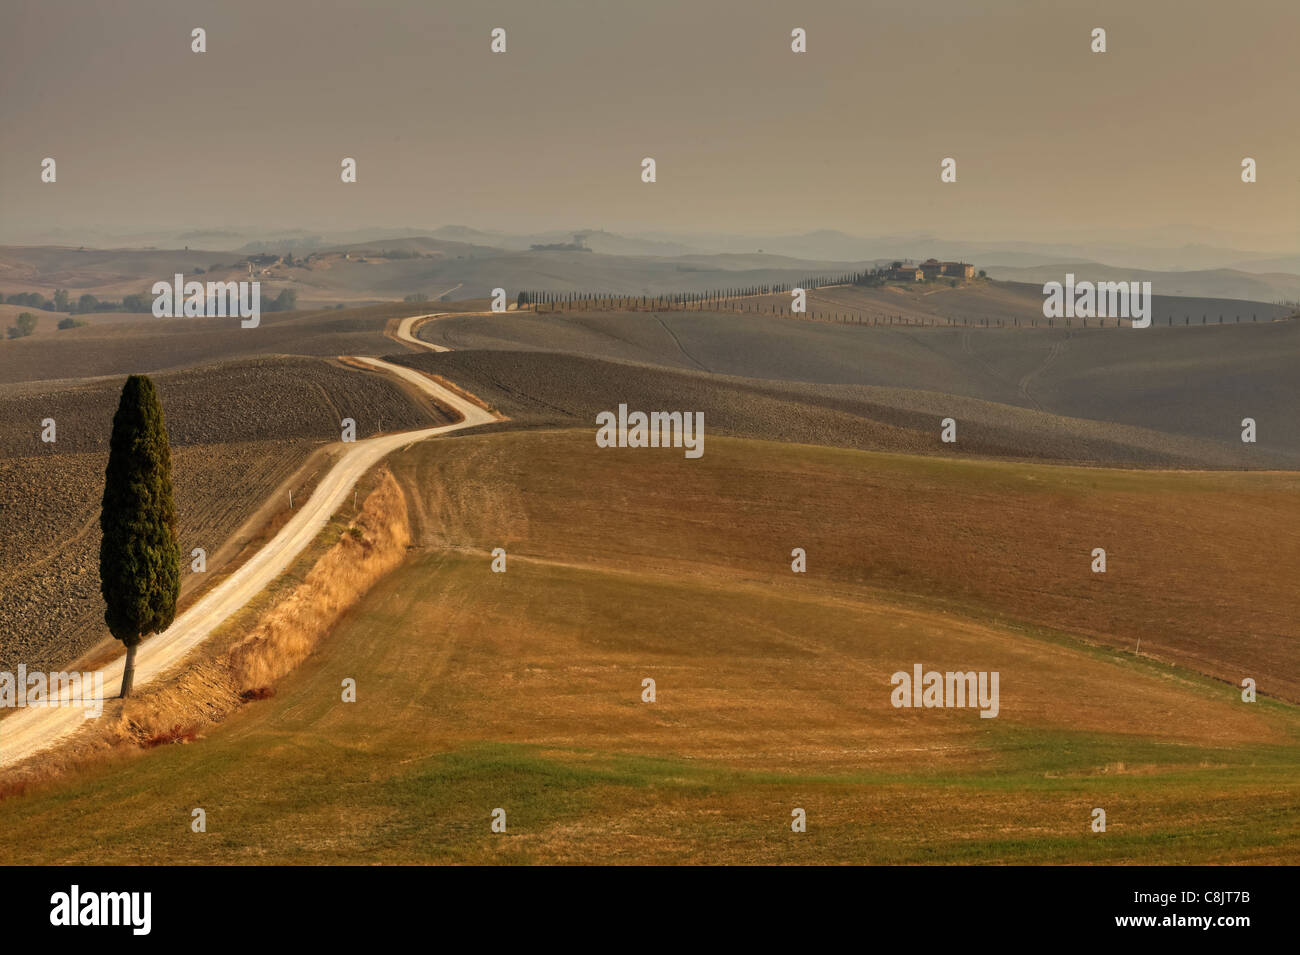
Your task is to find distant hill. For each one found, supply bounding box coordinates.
[7,224,1297,279]
[0,243,872,307]
[428,226,699,257]
[3,240,1297,309]
[983,263,1300,304]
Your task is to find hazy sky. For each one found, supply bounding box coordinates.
[2,0,1297,249]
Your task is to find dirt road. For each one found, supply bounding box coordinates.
[394,313,452,351]
[0,358,498,769]
[392,298,519,352]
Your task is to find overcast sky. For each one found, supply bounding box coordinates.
[2,0,1297,249]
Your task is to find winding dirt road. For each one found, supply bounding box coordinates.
[394,313,453,351]
[0,357,498,769]
[392,298,523,352]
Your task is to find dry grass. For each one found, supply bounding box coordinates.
[224,470,409,693]
[2,550,1293,863]
[1,435,1298,863]
[390,429,1300,702]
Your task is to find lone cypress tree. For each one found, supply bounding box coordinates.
[99,374,180,697]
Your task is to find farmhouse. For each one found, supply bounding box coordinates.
[920,258,975,280]
[889,262,923,282]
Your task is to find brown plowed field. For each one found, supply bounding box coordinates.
[0,302,456,384]
[0,355,450,673]
[391,349,1292,469]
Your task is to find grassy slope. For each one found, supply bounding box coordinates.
[399,430,1300,700]
[1,431,1297,864]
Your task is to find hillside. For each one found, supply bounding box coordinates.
[1,431,1295,863]
[984,263,1300,305]
[0,243,868,308]
[0,302,447,383]
[410,308,1300,466]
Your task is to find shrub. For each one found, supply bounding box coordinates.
[7,312,38,338]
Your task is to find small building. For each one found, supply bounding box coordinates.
[920,258,944,278]
[890,263,922,282]
[941,261,975,279]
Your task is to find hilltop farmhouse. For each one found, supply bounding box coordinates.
[889,263,923,281]
[924,258,975,280]
[888,259,975,282]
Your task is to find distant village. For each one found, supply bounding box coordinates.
[888,258,975,282]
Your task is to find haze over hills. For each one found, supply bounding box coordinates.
[982,263,1300,305]
[5,223,1299,277]
[0,242,874,307]
[5,233,1300,307]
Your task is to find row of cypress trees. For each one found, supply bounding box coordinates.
[515,273,857,309]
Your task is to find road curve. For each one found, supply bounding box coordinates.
[394,312,453,351]
[392,299,518,352]
[0,358,498,769]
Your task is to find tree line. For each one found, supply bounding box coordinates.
[515,273,852,309]
[512,266,941,310]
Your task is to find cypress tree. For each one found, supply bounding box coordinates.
[99,374,180,698]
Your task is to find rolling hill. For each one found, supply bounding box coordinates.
[410,307,1300,466]
[1,430,1296,863]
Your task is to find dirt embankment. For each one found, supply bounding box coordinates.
[0,467,411,794]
